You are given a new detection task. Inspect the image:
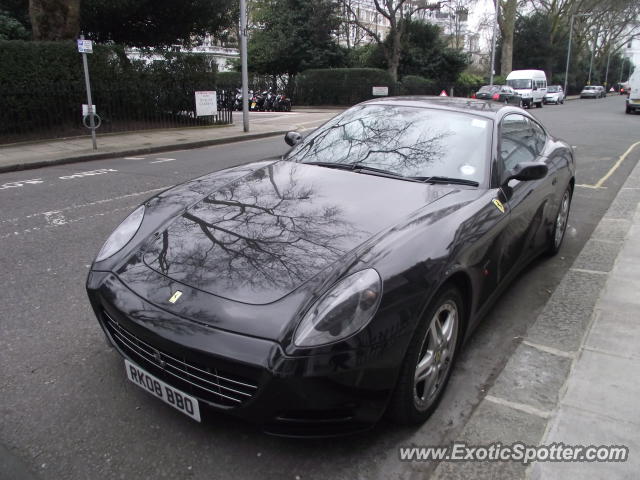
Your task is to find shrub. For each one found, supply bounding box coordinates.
[455,72,485,97]
[400,75,436,95]
[295,68,394,105]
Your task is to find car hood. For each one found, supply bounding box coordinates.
[141,160,452,305]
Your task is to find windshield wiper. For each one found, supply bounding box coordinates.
[303,161,356,170]
[414,176,480,187]
[304,161,424,183]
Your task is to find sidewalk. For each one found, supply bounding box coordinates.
[433,155,640,479]
[0,109,342,174]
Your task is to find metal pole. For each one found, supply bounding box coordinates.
[563,14,575,95]
[489,0,499,85]
[80,34,97,150]
[587,40,595,85]
[604,44,612,90]
[239,0,249,133]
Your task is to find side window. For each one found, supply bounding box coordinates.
[499,114,537,172]
[529,119,547,154]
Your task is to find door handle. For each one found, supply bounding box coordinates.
[552,177,557,185]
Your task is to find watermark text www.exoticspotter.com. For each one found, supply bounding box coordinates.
[398,442,628,465]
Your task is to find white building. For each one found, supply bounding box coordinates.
[127,34,239,72]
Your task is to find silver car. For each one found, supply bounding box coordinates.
[580,86,599,99]
[544,85,565,104]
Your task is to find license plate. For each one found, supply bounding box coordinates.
[124,359,201,422]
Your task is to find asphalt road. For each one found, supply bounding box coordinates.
[1,96,639,480]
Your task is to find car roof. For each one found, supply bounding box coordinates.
[362,96,509,119]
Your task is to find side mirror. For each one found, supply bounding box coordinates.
[504,162,548,184]
[284,131,302,147]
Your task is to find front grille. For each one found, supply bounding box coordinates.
[103,311,258,407]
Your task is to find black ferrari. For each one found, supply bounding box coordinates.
[86,97,575,436]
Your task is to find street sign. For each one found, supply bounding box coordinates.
[439,90,448,96]
[77,39,93,54]
[372,86,389,96]
[195,91,218,117]
[82,104,96,116]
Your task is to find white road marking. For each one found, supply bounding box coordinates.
[0,206,131,240]
[0,178,44,190]
[59,168,118,180]
[124,157,146,160]
[150,158,176,164]
[0,187,168,226]
[43,211,67,226]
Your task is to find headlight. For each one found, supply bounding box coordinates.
[293,269,382,347]
[95,205,145,262]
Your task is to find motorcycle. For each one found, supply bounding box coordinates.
[232,88,243,111]
[273,93,292,112]
[263,89,276,111]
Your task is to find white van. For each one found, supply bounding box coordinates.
[506,70,547,109]
[625,69,640,114]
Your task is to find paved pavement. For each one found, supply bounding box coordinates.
[1,95,638,479]
[0,108,342,173]
[433,143,640,479]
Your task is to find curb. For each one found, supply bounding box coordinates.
[0,130,288,175]
[431,149,640,479]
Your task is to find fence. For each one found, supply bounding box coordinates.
[0,87,234,145]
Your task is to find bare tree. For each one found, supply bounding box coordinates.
[527,0,640,80]
[29,0,80,40]
[340,0,443,82]
[496,0,518,75]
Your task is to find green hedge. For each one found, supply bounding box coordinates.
[0,40,218,138]
[295,68,395,105]
[399,75,436,95]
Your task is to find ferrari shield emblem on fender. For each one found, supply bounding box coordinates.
[493,199,505,213]
[169,291,183,304]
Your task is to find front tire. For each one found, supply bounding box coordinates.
[547,185,572,255]
[388,286,464,425]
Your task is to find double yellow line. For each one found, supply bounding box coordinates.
[578,140,640,189]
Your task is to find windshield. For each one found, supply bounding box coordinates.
[547,86,559,93]
[583,86,596,90]
[507,79,532,89]
[286,104,491,184]
[478,86,495,93]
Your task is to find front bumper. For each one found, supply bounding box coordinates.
[627,100,640,112]
[87,271,407,436]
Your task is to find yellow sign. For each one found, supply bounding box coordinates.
[493,199,505,213]
[169,291,183,304]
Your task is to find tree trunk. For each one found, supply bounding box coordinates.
[29,0,81,41]
[386,26,402,83]
[499,0,517,76]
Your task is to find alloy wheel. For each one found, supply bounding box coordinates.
[413,301,459,411]
[554,190,570,248]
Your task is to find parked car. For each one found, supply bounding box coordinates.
[625,70,640,114]
[543,85,565,104]
[87,97,575,436]
[594,86,606,98]
[506,69,547,108]
[495,85,523,107]
[580,86,600,99]
[474,85,500,100]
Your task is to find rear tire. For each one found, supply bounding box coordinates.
[388,286,464,425]
[536,101,543,108]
